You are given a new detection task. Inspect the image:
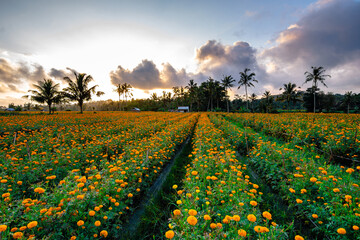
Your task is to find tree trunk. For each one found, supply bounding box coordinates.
[348,104,349,114]
[245,85,248,110]
[227,99,230,113]
[79,102,83,114]
[313,91,316,113]
[48,103,51,115]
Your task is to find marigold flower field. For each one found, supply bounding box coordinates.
[0,112,359,239]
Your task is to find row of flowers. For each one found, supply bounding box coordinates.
[213,113,360,239]
[165,113,289,239]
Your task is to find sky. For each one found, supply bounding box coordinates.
[0,0,359,106]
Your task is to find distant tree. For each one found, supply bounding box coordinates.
[122,83,133,110]
[113,84,124,110]
[278,82,302,110]
[238,68,258,110]
[304,66,331,113]
[249,93,257,112]
[342,91,354,114]
[24,79,63,114]
[186,79,197,112]
[262,90,273,113]
[221,75,235,112]
[63,72,103,114]
[322,92,336,112]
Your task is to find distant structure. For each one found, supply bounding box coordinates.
[178,106,189,112]
[131,107,141,112]
[5,108,15,111]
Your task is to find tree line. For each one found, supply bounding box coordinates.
[15,67,360,114]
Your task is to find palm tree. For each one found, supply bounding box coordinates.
[221,75,235,112]
[304,66,331,113]
[262,90,272,113]
[238,68,258,110]
[279,82,302,110]
[249,93,257,112]
[114,84,124,111]
[24,79,63,114]
[122,83,133,110]
[186,79,197,112]
[63,72,102,114]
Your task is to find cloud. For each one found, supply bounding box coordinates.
[110,59,189,89]
[260,0,360,92]
[0,58,48,92]
[195,40,267,84]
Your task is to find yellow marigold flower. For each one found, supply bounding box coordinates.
[337,228,346,234]
[233,215,240,222]
[187,216,197,226]
[188,209,197,216]
[310,177,317,183]
[204,215,211,220]
[238,229,246,237]
[250,200,257,206]
[176,200,182,205]
[262,211,272,220]
[0,225,7,232]
[95,221,101,227]
[289,188,295,193]
[165,230,175,239]
[128,193,133,198]
[89,210,96,216]
[346,168,354,174]
[100,230,108,238]
[173,209,181,216]
[77,220,84,226]
[353,225,359,230]
[296,199,303,204]
[247,214,256,222]
[172,185,178,189]
[210,223,217,229]
[312,214,318,219]
[27,221,37,229]
[13,232,23,239]
[295,235,304,240]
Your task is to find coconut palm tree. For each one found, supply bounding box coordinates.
[24,79,63,114]
[249,93,257,112]
[279,82,302,110]
[221,75,235,112]
[262,90,273,113]
[122,83,133,110]
[238,68,258,110]
[186,79,197,112]
[63,72,103,114]
[113,84,124,111]
[304,66,331,113]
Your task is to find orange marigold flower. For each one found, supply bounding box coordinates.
[70,237,76,240]
[173,209,181,216]
[34,187,45,194]
[13,232,23,239]
[238,229,246,237]
[187,216,197,226]
[247,214,256,222]
[95,221,101,227]
[312,214,318,219]
[77,220,84,226]
[0,225,7,232]
[204,215,211,220]
[333,188,340,193]
[128,193,133,198]
[353,225,359,230]
[250,201,257,206]
[89,210,96,216]
[310,177,317,183]
[296,199,303,204]
[233,215,240,222]
[210,223,217,229]
[262,211,272,220]
[27,221,37,229]
[100,230,108,238]
[295,235,304,240]
[165,230,175,239]
[188,209,197,216]
[337,228,346,234]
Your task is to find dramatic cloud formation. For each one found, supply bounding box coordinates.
[110,60,189,90]
[0,58,47,92]
[261,0,360,92]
